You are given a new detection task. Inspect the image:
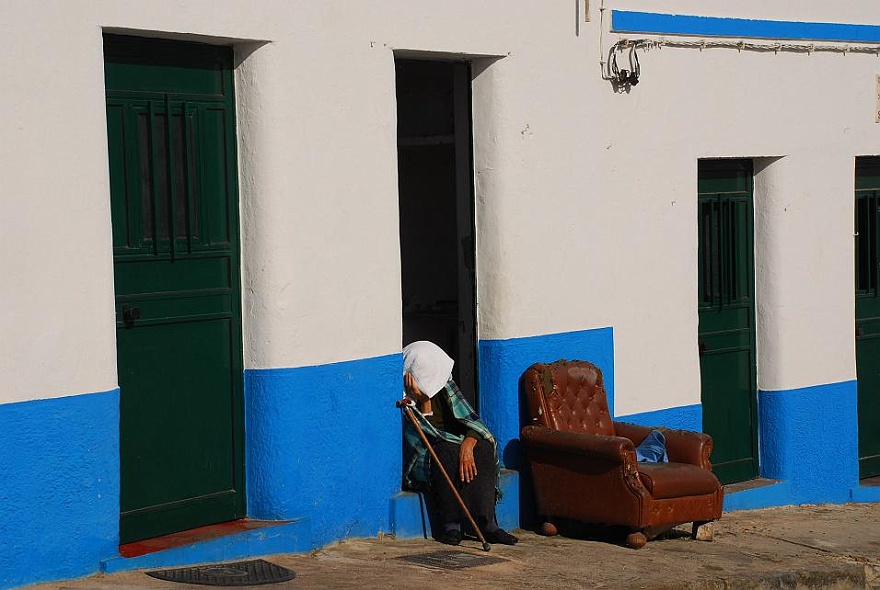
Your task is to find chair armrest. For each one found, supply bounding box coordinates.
[613,421,653,445]
[614,421,713,469]
[521,425,635,463]
[663,429,713,469]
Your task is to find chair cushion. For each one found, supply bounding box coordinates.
[637,462,720,499]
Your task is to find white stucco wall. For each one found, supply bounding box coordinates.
[1,1,877,414]
[0,12,117,403]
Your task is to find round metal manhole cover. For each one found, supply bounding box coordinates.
[146,559,296,586]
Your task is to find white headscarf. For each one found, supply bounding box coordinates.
[403,341,454,399]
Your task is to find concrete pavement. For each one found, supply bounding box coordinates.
[25,503,880,590]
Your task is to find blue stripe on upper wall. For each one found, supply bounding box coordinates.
[0,389,120,590]
[611,10,880,43]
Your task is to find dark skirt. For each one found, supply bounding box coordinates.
[428,438,497,528]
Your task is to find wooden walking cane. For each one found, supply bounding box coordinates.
[397,400,491,551]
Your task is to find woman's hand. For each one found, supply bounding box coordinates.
[459,437,478,483]
[404,372,432,414]
[404,372,427,403]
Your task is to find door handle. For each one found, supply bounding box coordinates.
[856,326,864,338]
[698,341,707,356]
[122,305,141,328]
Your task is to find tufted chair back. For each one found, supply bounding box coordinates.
[522,360,615,437]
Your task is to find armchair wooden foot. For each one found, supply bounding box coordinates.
[540,521,558,536]
[625,531,648,549]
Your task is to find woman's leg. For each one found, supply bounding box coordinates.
[429,440,464,529]
[430,438,517,545]
[462,439,519,545]
[460,438,497,525]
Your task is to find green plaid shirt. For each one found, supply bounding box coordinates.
[402,379,501,501]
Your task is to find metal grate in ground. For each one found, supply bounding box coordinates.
[397,550,506,570]
[146,559,295,586]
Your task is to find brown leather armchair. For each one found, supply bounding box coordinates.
[520,360,723,548]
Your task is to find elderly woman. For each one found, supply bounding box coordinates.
[401,341,518,546]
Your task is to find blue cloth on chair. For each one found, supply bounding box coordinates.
[635,429,669,463]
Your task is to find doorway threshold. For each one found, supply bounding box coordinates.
[119,520,286,558]
[723,477,780,495]
[102,518,311,573]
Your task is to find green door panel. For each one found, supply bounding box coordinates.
[699,347,758,483]
[105,35,244,544]
[118,320,236,506]
[114,257,231,295]
[104,35,230,98]
[856,156,880,479]
[857,337,880,477]
[698,159,759,485]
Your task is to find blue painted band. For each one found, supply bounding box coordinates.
[0,390,120,590]
[616,403,702,433]
[851,485,880,504]
[724,481,793,512]
[245,354,403,547]
[477,327,614,469]
[758,381,859,504]
[611,10,880,43]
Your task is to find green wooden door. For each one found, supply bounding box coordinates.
[856,156,880,479]
[104,35,245,543]
[698,159,759,484]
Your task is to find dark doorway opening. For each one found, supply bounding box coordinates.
[395,59,478,406]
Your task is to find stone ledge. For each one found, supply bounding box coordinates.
[390,469,519,538]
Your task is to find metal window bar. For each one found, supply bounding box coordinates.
[164,95,176,262]
[709,200,715,304]
[701,201,713,305]
[856,190,878,296]
[713,195,723,309]
[182,102,193,253]
[870,190,878,296]
[135,110,151,247]
[721,195,731,307]
[121,104,135,248]
[147,102,161,256]
[728,199,738,303]
[874,191,879,296]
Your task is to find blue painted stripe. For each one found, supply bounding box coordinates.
[759,381,859,504]
[245,354,403,547]
[612,10,880,43]
[851,485,880,503]
[724,481,793,511]
[0,390,120,590]
[616,403,702,433]
[478,327,615,469]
